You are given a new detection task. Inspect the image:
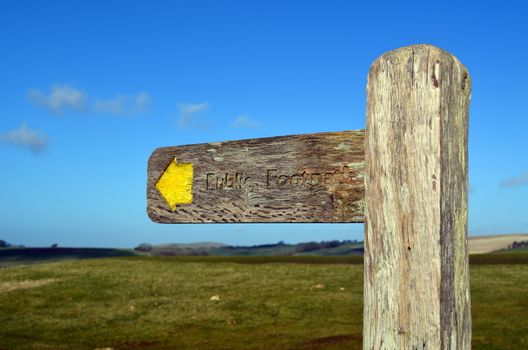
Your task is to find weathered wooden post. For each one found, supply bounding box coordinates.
[364,45,471,349]
[147,43,471,350]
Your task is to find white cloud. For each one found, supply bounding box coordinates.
[93,98,124,114]
[0,123,49,154]
[135,92,151,109]
[230,115,262,129]
[27,84,87,114]
[177,102,209,128]
[94,92,151,115]
[28,84,151,116]
[499,172,528,188]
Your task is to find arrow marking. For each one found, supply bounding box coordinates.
[155,157,193,211]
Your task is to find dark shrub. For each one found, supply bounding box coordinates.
[135,243,153,252]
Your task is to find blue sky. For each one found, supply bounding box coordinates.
[1,1,527,248]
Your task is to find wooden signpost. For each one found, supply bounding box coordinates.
[147,44,471,349]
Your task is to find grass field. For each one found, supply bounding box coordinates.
[0,255,527,350]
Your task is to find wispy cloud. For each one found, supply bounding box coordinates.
[93,92,151,115]
[28,84,151,116]
[230,114,262,129]
[499,172,528,188]
[27,84,87,114]
[177,102,209,129]
[0,123,49,154]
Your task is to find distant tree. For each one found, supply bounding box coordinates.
[135,243,153,252]
[0,240,9,248]
[321,240,341,249]
[509,240,528,250]
[51,243,58,248]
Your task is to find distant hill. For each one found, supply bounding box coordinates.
[143,234,528,257]
[469,234,528,254]
[154,242,228,249]
[144,240,364,257]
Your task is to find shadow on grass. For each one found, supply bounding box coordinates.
[0,247,137,267]
[118,252,528,265]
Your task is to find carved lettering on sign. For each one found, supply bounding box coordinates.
[266,166,359,188]
[204,166,360,191]
[206,172,251,190]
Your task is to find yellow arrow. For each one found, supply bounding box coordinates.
[155,157,193,211]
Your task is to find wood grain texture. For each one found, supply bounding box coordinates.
[147,130,365,223]
[364,45,471,349]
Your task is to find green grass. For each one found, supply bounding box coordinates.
[123,255,364,265]
[471,264,528,349]
[0,255,526,349]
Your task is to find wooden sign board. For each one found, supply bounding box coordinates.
[147,130,365,223]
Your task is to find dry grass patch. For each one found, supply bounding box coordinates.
[0,278,60,294]
[469,234,528,254]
